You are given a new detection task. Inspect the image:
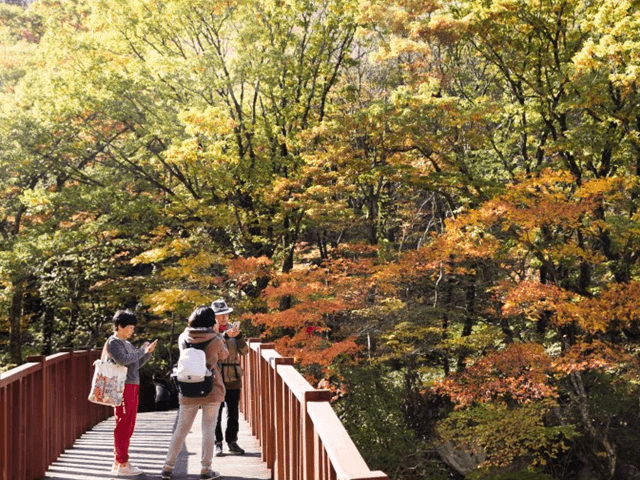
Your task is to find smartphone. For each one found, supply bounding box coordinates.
[232,321,240,330]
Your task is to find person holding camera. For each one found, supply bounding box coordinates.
[107,310,158,477]
[211,299,248,456]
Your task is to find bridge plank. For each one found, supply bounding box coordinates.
[42,409,271,480]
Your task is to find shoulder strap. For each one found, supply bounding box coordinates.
[101,338,110,361]
[184,338,214,351]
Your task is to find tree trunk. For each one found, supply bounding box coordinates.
[317,231,328,259]
[457,273,476,372]
[570,372,618,479]
[9,281,24,365]
[440,261,455,376]
[282,211,303,273]
[64,306,79,348]
[42,306,55,355]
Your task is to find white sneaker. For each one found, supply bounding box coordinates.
[109,463,120,475]
[117,462,144,476]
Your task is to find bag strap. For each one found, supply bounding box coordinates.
[101,339,110,361]
[101,337,120,364]
[184,338,214,350]
[219,362,241,383]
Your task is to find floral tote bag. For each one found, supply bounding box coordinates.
[88,340,128,407]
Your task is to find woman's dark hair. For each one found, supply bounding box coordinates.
[188,306,217,328]
[113,310,138,329]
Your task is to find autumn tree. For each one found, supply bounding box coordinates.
[73,0,360,279]
[0,0,169,364]
[345,0,640,477]
[3,0,640,477]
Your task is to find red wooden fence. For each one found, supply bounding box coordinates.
[0,349,111,480]
[241,340,387,480]
[1,341,386,480]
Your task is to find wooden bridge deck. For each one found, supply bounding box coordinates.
[43,409,271,480]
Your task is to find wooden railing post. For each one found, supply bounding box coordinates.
[59,348,75,450]
[303,389,332,480]
[272,357,294,480]
[1,375,7,480]
[52,353,65,463]
[256,343,275,464]
[25,355,48,479]
[243,339,262,437]
[12,366,25,480]
[74,350,91,436]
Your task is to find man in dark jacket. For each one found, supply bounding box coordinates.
[211,299,249,456]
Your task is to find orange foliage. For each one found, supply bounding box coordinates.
[274,333,360,369]
[226,256,274,288]
[552,341,637,376]
[555,282,640,332]
[502,280,640,333]
[243,246,374,371]
[502,280,576,320]
[420,169,600,271]
[436,343,557,407]
[251,300,347,331]
[251,267,356,332]
[450,170,595,233]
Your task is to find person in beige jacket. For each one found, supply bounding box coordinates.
[161,306,228,480]
[212,299,249,456]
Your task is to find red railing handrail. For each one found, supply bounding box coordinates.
[0,363,41,387]
[240,339,387,480]
[0,349,111,480]
[1,340,387,480]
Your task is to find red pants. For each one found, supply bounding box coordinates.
[114,383,139,465]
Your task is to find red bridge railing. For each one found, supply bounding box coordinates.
[0,349,110,480]
[241,340,387,480]
[1,341,386,480]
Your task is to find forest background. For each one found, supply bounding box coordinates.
[1,0,640,479]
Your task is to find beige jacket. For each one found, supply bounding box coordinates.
[177,328,228,406]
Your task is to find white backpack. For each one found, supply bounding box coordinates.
[175,346,209,382]
[172,339,214,398]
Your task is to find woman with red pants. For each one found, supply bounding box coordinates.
[107,310,158,476]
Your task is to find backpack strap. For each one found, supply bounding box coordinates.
[184,338,214,350]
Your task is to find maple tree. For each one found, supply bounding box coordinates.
[343,0,640,477]
[2,0,640,478]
